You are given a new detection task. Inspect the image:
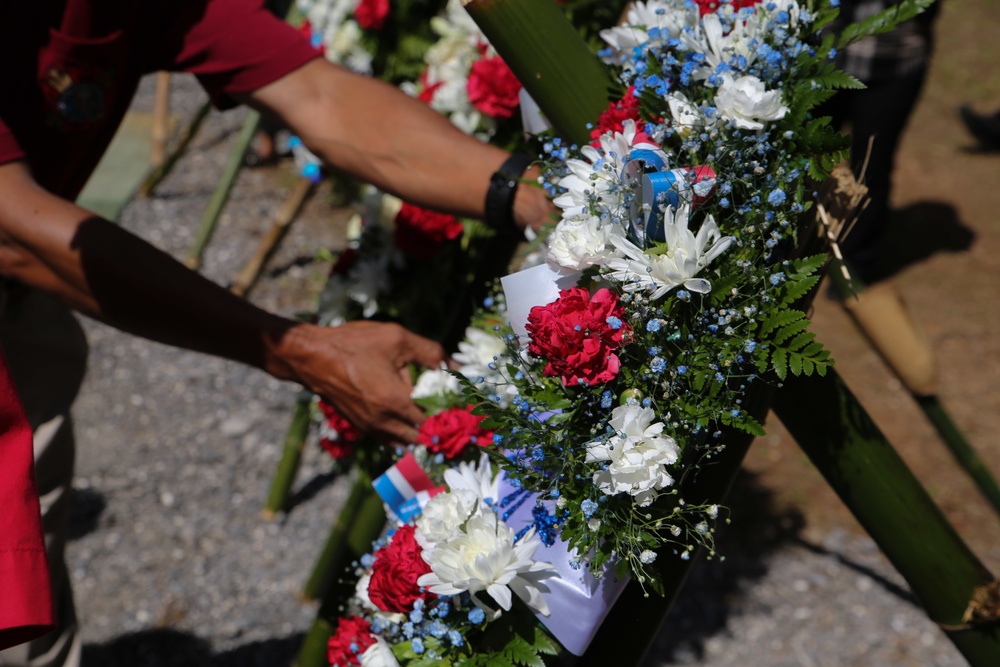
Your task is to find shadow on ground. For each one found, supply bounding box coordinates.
[67,488,107,541]
[639,469,804,664]
[871,201,975,283]
[82,629,303,667]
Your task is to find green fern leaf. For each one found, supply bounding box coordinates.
[505,635,544,667]
[772,347,788,381]
[773,320,811,345]
[781,275,821,306]
[787,331,817,352]
[533,628,561,656]
[759,310,805,337]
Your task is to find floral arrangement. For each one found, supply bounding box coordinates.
[326,309,572,667]
[307,188,502,466]
[460,0,864,594]
[399,0,524,145]
[311,0,944,663]
[296,0,448,81]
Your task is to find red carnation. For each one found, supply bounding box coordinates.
[318,399,360,462]
[466,55,522,119]
[590,87,643,146]
[417,405,494,459]
[367,524,435,613]
[526,287,632,387]
[329,247,359,277]
[355,0,390,30]
[416,70,444,105]
[327,616,375,667]
[393,202,464,259]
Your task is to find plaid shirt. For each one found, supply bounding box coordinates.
[831,0,940,83]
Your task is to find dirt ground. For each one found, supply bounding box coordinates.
[741,0,1000,573]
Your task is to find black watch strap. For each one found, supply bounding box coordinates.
[484,153,533,233]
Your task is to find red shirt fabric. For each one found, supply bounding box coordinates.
[0,348,53,650]
[0,0,319,199]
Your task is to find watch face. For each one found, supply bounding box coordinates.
[56,82,106,124]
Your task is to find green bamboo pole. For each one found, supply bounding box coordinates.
[261,392,313,519]
[828,263,1000,517]
[773,370,1000,664]
[299,472,378,601]
[916,395,1000,514]
[295,484,387,667]
[184,109,262,270]
[462,0,618,147]
[139,99,212,197]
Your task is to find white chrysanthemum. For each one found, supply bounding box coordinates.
[714,73,788,130]
[545,215,622,272]
[415,488,481,551]
[417,506,555,619]
[606,202,733,299]
[415,454,502,552]
[359,636,401,667]
[411,367,461,400]
[680,12,761,81]
[585,404,680,507]
[554,120,649,221]
[442,453,501,508]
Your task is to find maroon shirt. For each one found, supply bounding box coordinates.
[0,0,319,199]
[0,0,317,649]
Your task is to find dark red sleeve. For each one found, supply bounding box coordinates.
[0,347,54,651]
[168,0,320,108]
[0,116,27,167]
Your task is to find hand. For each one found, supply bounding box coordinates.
[275,320,445,444]
[513,166,558,233]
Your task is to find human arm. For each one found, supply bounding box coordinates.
[0,161,442,443]
[237,58,556,233]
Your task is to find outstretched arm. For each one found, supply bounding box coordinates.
[239,58,556,233]
[0,160,443,444]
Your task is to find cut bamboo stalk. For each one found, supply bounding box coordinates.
[231,177,316,298]
[828,262,1000,518]
[294,482,387,667]
[773,370,1000,665]
[139,99,211,197]
[299,472,376,601]
[185,110,262,271]
[261,393,313,520]
[150,72,171,169]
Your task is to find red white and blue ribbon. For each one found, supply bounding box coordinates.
[372,453,444,523]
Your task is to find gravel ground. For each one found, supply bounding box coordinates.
[64,74,975,667]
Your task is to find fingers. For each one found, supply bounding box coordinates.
[396,327,446,370]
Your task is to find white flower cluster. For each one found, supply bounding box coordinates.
[315,190,403,326]
[585,405,681,507]
[400,0,497,137]
[600,0,792,131]
[414,456,555,619]
[297,0,374,74]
